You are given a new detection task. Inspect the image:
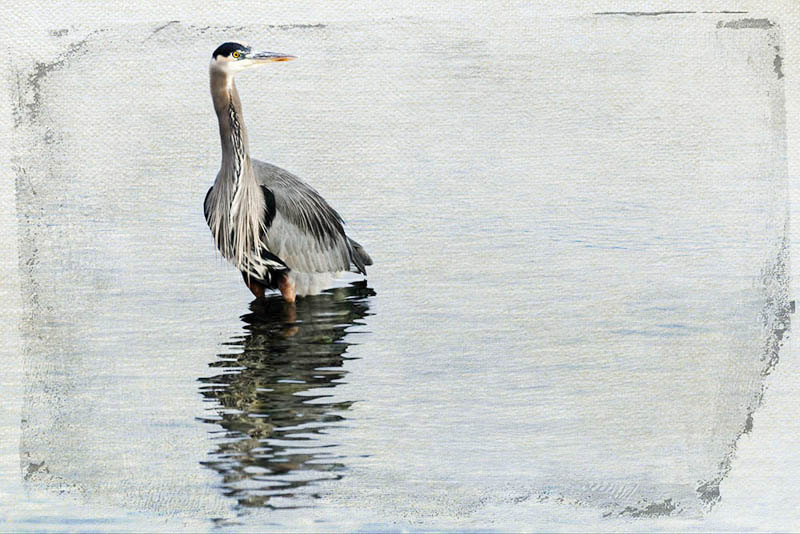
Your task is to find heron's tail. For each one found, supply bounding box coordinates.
[347,237,373,275]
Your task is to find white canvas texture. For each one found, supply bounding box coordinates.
[1,2,799,532]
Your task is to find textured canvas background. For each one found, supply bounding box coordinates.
[1,2,799,532]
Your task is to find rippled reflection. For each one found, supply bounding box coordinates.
[199,282,374,509]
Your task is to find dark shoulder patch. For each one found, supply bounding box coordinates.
[261,185,276,229]
[203,186,213,223]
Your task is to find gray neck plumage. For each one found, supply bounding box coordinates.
[207,68,267,272]
[210,70,252,181]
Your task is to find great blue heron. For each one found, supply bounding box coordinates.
[204,42,372,303]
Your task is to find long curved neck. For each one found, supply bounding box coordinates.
[207,67,267,271]
[210,69,252,177]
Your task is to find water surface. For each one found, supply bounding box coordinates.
[199,285,374,510]
[2,8,791,531]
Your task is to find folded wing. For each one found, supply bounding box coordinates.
[253,160,368,275]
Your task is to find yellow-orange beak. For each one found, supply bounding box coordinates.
[249,51,297,63]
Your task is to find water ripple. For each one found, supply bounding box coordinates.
[198,283,374,510]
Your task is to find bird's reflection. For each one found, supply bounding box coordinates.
[199,282,374,509]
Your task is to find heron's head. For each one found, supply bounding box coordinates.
[210,42,295,76]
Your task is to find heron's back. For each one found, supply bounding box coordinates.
[252,159,371,279]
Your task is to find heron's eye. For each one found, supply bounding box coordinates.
[232,51,240,59]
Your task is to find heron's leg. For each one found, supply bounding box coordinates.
[278,274,296,304]
[241,272,266,299]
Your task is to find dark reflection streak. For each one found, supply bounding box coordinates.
[198,282,374,510]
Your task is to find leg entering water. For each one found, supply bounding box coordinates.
[278,274,296,304]
[241,272,266,299]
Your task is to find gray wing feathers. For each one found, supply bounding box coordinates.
[253,160,368,274]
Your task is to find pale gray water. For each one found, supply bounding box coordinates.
[1,8,793,532]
